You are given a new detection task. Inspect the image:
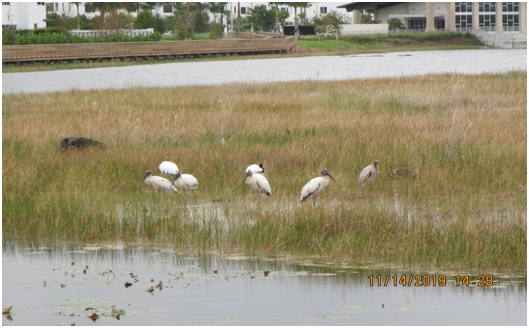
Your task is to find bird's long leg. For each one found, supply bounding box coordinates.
[312,193,318,207]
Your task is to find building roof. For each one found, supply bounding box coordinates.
[337,2,405,12]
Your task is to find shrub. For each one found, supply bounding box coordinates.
[2,27,19,45]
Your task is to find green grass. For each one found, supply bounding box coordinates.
[2,72,526,272]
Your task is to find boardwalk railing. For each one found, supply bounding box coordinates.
[2,36,298,64]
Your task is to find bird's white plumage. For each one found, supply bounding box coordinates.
[300,169,335,206]
[358,160,379,185]
[172,172,199,192]
[244,170,271,196]
[246,163,265,175]
[143,170,177,192]
[159,156,179,176]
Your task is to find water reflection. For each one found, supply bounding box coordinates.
[2,244,526,326]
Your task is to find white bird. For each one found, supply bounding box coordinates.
[143,170,177,193]
[159,156,179,177]
[300,168,336,206]
[243,170,271,197]
[358,160,379,185]
[171,171,199,193]
[245,163,265,175]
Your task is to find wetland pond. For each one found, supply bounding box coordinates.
[2,244,526,326]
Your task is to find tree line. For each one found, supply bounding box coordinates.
[3,2,369,45]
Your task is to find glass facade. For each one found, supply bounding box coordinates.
[502,2,520,31]
[455,2,473,12]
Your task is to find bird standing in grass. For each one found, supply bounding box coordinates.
[243,169,271,197]
[300,168,336,206]
[358,160,379,185]
[143,170,177,193]
[171,171,199,194]
[159,156,179,178]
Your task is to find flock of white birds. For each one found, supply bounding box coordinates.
[143,156,380,206]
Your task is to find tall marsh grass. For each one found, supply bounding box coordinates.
[2,71,526,271]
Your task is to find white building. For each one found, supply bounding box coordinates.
[2,2,47,29]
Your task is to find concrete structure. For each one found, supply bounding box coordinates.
[337,2,527,34]
[2,2,47,29]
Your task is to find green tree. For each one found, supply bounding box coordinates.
[388,18,405,31]
[2,28,19,45]
[268,2,289,34]
[247,4,275,32]
[84,2,123,26]
[78,14,92,30]
[171,2,194,40]
[134,8,156,29]
[312,11,352,42]
[70,2,81,30]
[155,13,167,34]
[361,12,381,24]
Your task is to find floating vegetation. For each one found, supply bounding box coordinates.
[2,305,13,315]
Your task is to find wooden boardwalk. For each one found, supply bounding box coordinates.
[2,34,297,65]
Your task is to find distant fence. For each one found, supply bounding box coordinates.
[2,35,298,64]
[69,28,154,37]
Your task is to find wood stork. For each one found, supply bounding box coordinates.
[143,170,177,193]
[358,160,379,185]
[159,156,179,177]
[243,170,271,197]
[245,163,265,175]
[171,171,199,193]
[300,168,335,206]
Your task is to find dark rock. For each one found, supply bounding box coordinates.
[59,136,106,152]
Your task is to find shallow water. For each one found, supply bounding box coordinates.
[2,245,526,326]
[2,49,526,94]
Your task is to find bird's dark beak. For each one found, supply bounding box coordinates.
[328,173,336,182]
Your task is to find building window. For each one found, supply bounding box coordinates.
[37,2,45,5]
[456,15,472,29]
[240,7,247,15]
[409,19,425,30]
[435,19,445,29]
[502,2,519,31]
[479,2,496,12]
[47,3,59,12]
[455,2,473,12]
[479,14,496,30]
[163,5,173,13]
[280,7,287,12]
[34,23,38,29]
[2,2,10,5]
[320,7,327,14]
[502,14,519,31]
[502,2,519,12]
